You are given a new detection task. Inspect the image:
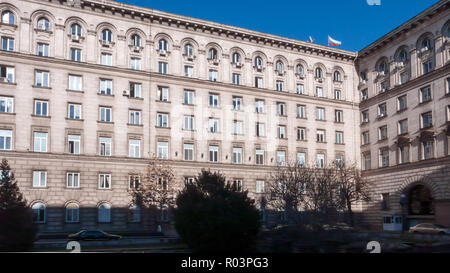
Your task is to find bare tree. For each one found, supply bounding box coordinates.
[130,156,177,231]
[333,161,372,226]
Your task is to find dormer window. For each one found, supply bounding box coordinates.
[315,67,323,78]
[1,11,15,25]
[333,71,342,82]
[208,48,217,60]
[37,17,50,31]
[232,52,241,64]
[296,64,304,76]
[158,39,168,52]
[184,44,193,58]
[276,61,284,73]
[130,34,141,47]
[102,29,112,43]
[70,24,82,38]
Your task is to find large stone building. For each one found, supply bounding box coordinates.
[0,0,448,234]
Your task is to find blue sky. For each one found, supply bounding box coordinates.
[119,0,439,51]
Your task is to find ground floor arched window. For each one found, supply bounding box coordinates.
[409,185,434,215]
[32,202,46,223]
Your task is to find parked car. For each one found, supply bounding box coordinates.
[409,223,450,235]
[68,230,122,241]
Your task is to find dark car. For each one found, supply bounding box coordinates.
[68,230,122,241]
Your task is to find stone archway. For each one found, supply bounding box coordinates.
[408,184,434,215]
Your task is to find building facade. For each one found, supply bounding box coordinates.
[0,0,448,234]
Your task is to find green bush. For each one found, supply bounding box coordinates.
[174,170,261,253]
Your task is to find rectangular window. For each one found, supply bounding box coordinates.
[34,132,47,152]
[256,122,265,137]
[423,141,434,159]
[423,61,433,74]
[420,86,431,103]
[184,115,194,131]
[400,72,408,85]
[277,151,286,166]
[157,87,169,101]
[70,48,82,62]
[69,75,82,91]
[255,149,264,165]
[316,107,325,121]
[37,43,49,57]
[297,127,306,141]
[399,146,409,164]
[297,105,306,118]
[157,141,169,159]
[334,89,342,100]
[317,154,325,168]
[35,71,49,87]
[316,87,323,97]
[209,118,219,133]
[158,62,168,74]
[184,143,194,161]
[361,89,368,101]
[361,110,369,123]
[0,129,12,150]
[233,121,243,135]
[0,96,13,113]
[67,172,80,188]
[363,153,371,171]
[232,73,240,85]
[378,103,387,117]
[232,96,242,110]
[379,126,388,140]
[255,77,263,88]
[256,180,265,193]
[99,137,111,156]
[129,139,140,158]
[68,135,80,154]
[68,103,81,120]
[276,80,284,91]
[33,171,46,187]
[336,131,344,144]
[398,119,408,135]
[379,149,389,167]
[421,112,433,129]
[233,147,243,164]
[233,179,243,192]
[98,174,111,189]
[0,66,14,83]
[255,100,264,113]
[129,83,142,98]
[296,84,304,95]
[130,57,141,70]
[209,145,219,162]
[129,110,141,125]
[34,100,48,116]
[157,113,169,127]
[99,107,112,122]
[447,77,450,95]
[101,53,112,66]
[335,110,343,123]
[278,126,286,139]
[297,152,306,167]
[362,131,370,145]
[1,37,14,51]
[317,129,326,143]
[129,175,140,190]
[381,193,389,210]
[276,102,286,116]
[100,79,112,95]
[209,94,219,107]
[209,70,218,81]
[184,90,194,105]
[184,66,193,78]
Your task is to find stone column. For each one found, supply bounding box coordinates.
[409,47,418,80]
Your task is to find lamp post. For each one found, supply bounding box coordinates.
[399,194,407,233]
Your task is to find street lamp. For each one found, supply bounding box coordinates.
[399,194,407,232]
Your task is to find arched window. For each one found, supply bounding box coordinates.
[66,203,79,223]
[232,52,241,64]
[1,10,14,25]
[32,202,46,223]
[70,23,82,37]
[208,48,217,60]
[101,29,112,43]
[184,43,193,57]
[398,49,408,63]
[37,17,50,31]
[315,67,323,78]
[333,71,341,82]
[378,60,387,73]
[128,204,141,223]
[98,202,111,223]
[421,37,431,50]
[276,61,284,73]
[296,64,304,76]
[130,34,141,47]
[158,39,168,51]
[254,56,263,67]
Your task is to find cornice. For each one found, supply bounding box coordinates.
[359,63,450,108]
[33,0,357,61]
[0,51,359,108]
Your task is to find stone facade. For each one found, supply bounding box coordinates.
[0,0,448,234]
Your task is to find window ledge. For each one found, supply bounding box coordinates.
[66,89,84,93]
[98,93,114,97]
[31,114,51,119]
[0,112,15,115]
[377,115,387,120]
[156,100,171,103]
[155,126,171,129]
[335,143,346,145]
[0,81,16,86]
[127,123,143,127]
[128,97,144,101]
[315,119,326,122]
[334,121,344,124]
[65,118,84,121]
[97,121,114,124]
[397,108,408,113]
[419,100,432,105]
[32,85,51,89]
